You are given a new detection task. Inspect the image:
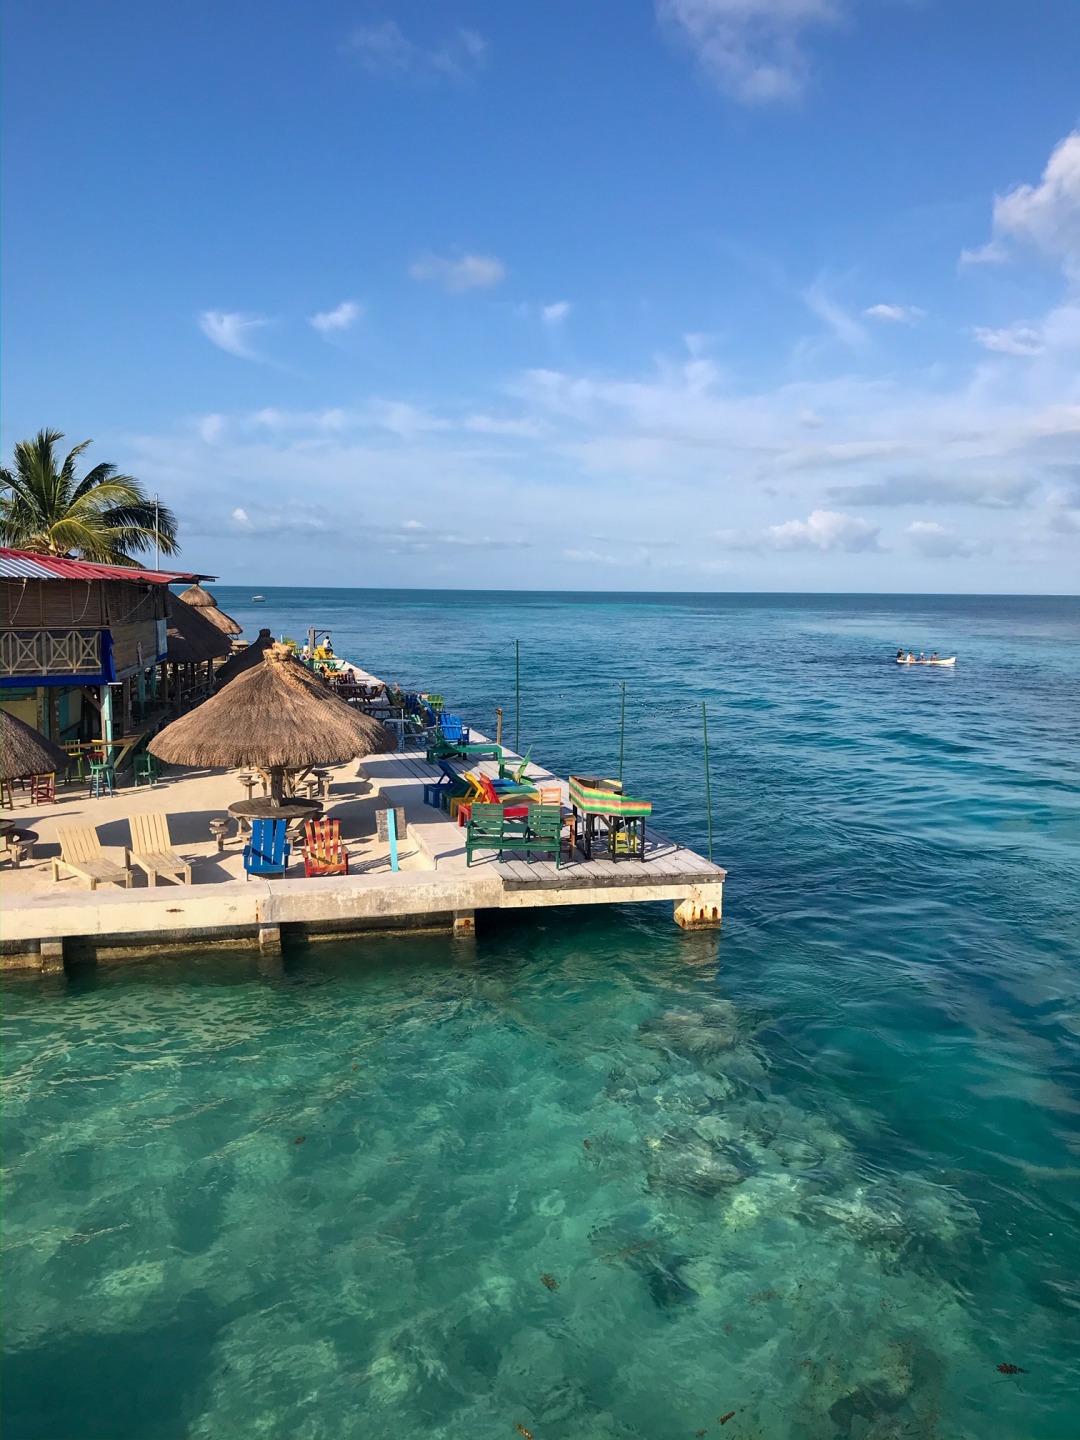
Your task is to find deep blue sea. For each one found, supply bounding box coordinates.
[4,590,1079,1440]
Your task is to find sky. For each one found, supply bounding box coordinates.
[2,0,1079,592]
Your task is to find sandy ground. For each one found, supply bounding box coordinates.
[0,759,429,894]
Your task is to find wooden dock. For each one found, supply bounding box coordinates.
[1,664,726,967]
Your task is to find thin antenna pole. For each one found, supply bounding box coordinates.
[154,495,160,571]
[702,700,713,863]
[515,639,521,754]
[618,680,626,784]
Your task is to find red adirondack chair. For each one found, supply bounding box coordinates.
[302,818,349,877]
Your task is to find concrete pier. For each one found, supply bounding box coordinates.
[1,665,726,966]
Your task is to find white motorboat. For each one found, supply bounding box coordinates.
[896,656,956,666]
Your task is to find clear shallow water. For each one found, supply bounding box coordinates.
[4,590,1080,1439]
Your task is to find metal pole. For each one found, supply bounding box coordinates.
[702,700,713,863]
[618,680,626,784]
[515,639,520,754]
[495,707,503,746]
[154,496,160,570]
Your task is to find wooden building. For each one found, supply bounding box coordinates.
[0,549,211,744]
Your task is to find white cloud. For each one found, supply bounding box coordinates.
[409,252,506,292]
[542,301,572,325]
[365,399,449,440]
[963,131,1080,268]
[343,22,487,82]
[198,311,268,360]
[197,414,225,444]
[973,323,1045,357]
[658,0,842,104]
[805,279,867,348]
[310,300,362,334]
[906,521,981,559]
[765,509,880,552]
[465,413,543,438]
[864,303,925,324]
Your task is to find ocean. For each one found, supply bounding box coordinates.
[3,590,1079,1439]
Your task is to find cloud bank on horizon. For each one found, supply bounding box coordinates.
[2,0,1078,590]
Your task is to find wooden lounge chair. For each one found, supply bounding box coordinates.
[303,818,349,877]
[52,826,131,890]
[127,812,192,886]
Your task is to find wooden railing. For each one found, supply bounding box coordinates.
[0,628,103,679]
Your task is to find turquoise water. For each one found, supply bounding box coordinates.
[4,591,1079,1439]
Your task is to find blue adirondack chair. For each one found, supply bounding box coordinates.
[423,759,467,808]
[438,714,470,745]
[243,817,291,880]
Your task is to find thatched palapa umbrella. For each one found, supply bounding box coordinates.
[179,582,243,637]
[149,644,394,802]
[1,709,70,781]
[165,592,232,666]
[214,627,275,688]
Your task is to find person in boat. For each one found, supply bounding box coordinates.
[930,651,938,661]
[896,649,904,661]
[919,652,925,661]
[906,652,916,663]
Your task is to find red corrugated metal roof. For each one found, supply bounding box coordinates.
[0,548,211,584]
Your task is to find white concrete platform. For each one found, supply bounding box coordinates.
[1,667,726,966]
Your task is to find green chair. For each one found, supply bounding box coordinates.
[134,753,160,787]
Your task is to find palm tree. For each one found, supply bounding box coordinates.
[0,428,179,566]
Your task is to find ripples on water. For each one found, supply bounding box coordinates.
[3,592,1079,1439]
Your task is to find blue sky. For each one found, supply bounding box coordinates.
[2,0,1078,591]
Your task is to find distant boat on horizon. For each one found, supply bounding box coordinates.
[252,594,266,603]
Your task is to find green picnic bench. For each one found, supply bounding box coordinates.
[465,803,562,867]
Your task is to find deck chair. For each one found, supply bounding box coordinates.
[303,818,349,877]
[128,812,192,886]
[243,817,290,880]
[448,771,486,821]
[52,826,131,890]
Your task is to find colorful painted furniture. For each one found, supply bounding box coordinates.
[303,818,349,877]
[568,775,652,861]
[243,817,291,879]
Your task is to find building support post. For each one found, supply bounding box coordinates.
[100,685,115,744]
[674,883,724,930]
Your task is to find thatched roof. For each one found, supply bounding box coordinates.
[178,582,242,636]
[1,709,70,780]
[165,592,233,667]
[214,627,275,687]
[149,644,395,770]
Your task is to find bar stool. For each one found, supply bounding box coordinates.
[66,749,87,784]
[30,773,57,804]
[88,758,115,798]
[1,779,14,810]
[209,818,232,852]
[237,773,258,801]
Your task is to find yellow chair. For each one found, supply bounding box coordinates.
[448,771,485,821]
